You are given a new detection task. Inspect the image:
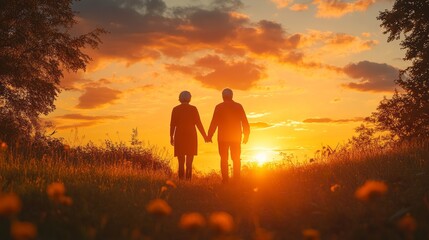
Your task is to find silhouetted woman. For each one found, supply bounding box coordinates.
[170,91,208,180]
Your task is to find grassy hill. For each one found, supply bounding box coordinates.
[0,141,428,239]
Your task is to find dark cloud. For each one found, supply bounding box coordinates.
[56,121,100,130]
[56,114,124,121]
[167,55,265,90]
[303,117,364,123]
[238,20,301,55]
[60,70,90,90]
[76,87,122,109]
[342,61,399,92]
[72,0,306,67]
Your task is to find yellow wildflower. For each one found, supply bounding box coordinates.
[209,211,234,234]
[10,221,37,240]
[302,228,320,240]
[355,180,388,201]
[0,193,22,217]
[179,212,206,231]
[146,199,172,216]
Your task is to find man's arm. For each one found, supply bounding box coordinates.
[241,105,250,144]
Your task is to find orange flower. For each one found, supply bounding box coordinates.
[253,228,274,240]
[355,180,388,201]
[302,228,320,240]
[47,182,72,206]
[209,211,234,234]
[1,141,7,150]
[146,199,172,216]
[59,196,73,206]
[179,212,206,231]
[130,228,142,240]
[10,221,37,240]
[330,184,340,192]
[160,186,168,193]
[0,193,22,217]
[166,180,177,188]
[396,214,417,234]
[47,182,66,201]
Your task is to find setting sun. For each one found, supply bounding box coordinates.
[254,152,269,166]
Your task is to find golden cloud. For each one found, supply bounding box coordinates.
[167,55,265,90]
[313,0,376,18]
[289,4,309,11]
[271,0,294,8]
[303,117,364,123]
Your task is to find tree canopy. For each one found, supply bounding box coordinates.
[0,0,104,143]
[370,0,429,140]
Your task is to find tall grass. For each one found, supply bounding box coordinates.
[0,140,428,239]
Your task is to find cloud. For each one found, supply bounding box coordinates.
[56,121,100,130]
[237,20,301,55]
[76,87,122,109]
[54,113,124,130]
[71,0,380,84]
[299,30,378,56]
[250,122,273,129]
[72,0,306,66]
[56,114,124,121]
[167,55,265,90]
[289,4,309,11]
[342,61,399,92]
[313,0,376,18]
[303,117,364,123]
[247,112,270,119]
[60,70,90,90]
[271,0,294,8]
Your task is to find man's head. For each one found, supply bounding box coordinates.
[222,88,233,101]
[179,91,191,103]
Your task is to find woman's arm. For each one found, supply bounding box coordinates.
[195,108,209,142]
[170,108,176,146]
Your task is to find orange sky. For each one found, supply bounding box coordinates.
[46,0,404,172]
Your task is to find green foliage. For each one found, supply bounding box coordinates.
[0,0,105,143]
[372,0,429,140]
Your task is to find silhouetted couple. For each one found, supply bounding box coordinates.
[170,88,250,182]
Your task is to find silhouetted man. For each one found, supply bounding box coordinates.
[208,88,250,183]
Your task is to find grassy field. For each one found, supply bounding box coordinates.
[0,141,429,240]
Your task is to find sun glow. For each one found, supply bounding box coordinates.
[254,152,269,166]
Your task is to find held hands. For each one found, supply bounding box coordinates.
[204,135,212,143]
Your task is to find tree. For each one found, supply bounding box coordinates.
[370,0,429,140]
[0,0,104,143]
